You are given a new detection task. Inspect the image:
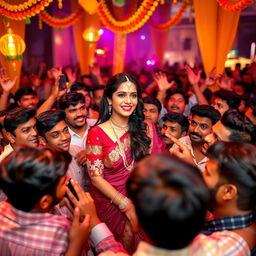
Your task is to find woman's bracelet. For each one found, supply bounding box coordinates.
[120,199,133,212]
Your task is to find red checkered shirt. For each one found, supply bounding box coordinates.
[0,201,71,255]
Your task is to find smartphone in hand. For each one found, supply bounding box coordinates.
[65,179,79,208]
[59,74,67,90]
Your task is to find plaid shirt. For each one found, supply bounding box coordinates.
[96,231,250,256]
[0,201,71,255]
[205,212,255,232]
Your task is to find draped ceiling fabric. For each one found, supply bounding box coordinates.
[0,18,25,93]
[71,0,100,75]
[150,2,171,65]
[194,0,240,77]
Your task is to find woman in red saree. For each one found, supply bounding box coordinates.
[86,73,164,253]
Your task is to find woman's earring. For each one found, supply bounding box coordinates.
[108,104,112,115]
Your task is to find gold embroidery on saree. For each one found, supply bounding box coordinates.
[86,145,103,155]
[108,137,131,163]
[86,159,104,177]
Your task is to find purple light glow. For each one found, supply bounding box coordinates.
[140,35,146,40]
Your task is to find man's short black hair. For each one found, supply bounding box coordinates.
[162,112,189,133]
[208,142,256,211]
[36,110,65,138]
[166,90,189,104]
[58,92,85,110]
[14,87,37,103]
[0,146,71,212]
[143,97,162,113]
[70,82,91,93]
[4,107,36,135]
[127,154,208,250]
[214,90,241,110]
[191,104,221,125]
[221,110,255,143]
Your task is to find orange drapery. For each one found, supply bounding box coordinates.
[194,0,240,75]
[71,1,100,75]
[0,18,25,92]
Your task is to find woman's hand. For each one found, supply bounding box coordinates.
[125,204,139,232]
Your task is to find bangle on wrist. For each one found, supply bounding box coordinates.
[121,199,133,212]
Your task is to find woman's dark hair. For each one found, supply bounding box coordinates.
[97,73,151,161]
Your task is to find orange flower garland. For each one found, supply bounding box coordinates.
[151,1,188,31]
[39,8,83,28]
[216,0,254,11]
[0,0,53,20]
[98,0,161,34]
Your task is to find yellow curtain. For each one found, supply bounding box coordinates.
[194,0,240,75]
[71,1,100,75]
[0,18,25,92]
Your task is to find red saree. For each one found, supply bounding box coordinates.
[86,122,164,253]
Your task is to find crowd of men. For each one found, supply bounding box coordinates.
[0,61,256,255]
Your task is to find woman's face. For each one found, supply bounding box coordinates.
[108,81,138,119]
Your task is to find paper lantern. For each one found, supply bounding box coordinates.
[0,28,26,60]
[83,28,100,42]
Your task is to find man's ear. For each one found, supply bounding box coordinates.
[6,131,15,144]
[38,136,47,146]
[220,184,237,201]
[17,101,21,107]
[38,195,53,211]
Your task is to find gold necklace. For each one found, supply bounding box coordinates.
[110,120,134,171]
[110,118,129,130]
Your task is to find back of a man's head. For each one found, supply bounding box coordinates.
[208,142,256,211]
[0,147,71,212]
[127,154,208,250]
[221,110,255,142]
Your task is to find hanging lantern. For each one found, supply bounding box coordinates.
[0,27,26,61]
[82,28,101,42]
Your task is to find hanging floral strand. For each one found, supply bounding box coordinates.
[216,0,254,11]
[39,8,83,28]
[151,1,188,31]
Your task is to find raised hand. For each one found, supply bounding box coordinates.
[153,71,174,91]
[219,72,232,91]
[90,64,101,77]
[185,65,202,86]
[0,68,17,93]
[65,68,76,86]
[205,67,217,87]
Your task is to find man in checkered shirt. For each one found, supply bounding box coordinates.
[0,147,90,255]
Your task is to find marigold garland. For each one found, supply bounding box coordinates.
[0,0,40,12]
[0,0,53,20]
[216,0,254,11]
[151,1,188,31]
[98,0,161,33]
[39,8,83,28]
